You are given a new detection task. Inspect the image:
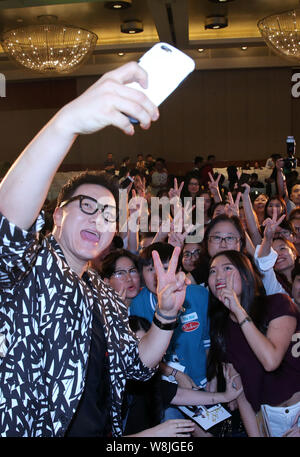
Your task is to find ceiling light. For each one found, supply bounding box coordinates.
[1,15,98,74]
[205,15,228,30]
[241,46,248,51]
[118,52,125,56]
[198,48,205,52]
[258,8,300,61]
[121,20,143,34]
[208,0,234,3]
[104,1,132,9]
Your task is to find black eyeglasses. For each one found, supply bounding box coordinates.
[182,249,201,259]
[112,268,139,281]
[59,195,117,223]
[208,235,240,245]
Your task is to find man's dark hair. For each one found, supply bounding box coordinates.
[139,231,156,242]
[271,153,281,160]
[207,155,216,161]
[139,242,174,268]
[194,156,204,166]
[291,181,300,191]
[56,170,119,208]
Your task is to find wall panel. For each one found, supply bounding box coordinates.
[0,67,298,173]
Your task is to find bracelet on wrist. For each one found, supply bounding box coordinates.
[239,315,252,327]
[153,314,178,330]
[155,306,178,321]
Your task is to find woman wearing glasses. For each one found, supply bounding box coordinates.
[99,249,141,308]
[180,242,202,274]
[188,214,245,286]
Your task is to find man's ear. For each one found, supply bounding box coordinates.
[53,207,63,228]
[103,277,110,285]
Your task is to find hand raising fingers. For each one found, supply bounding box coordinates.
[225,192,241,217]
[152,247,190,316]
[262,206,285,240]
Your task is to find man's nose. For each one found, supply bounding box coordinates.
[88,211,99,222]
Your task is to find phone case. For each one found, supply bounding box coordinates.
[127,42,195,107]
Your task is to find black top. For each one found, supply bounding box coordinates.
[191,257,210,285]
[65,302,112,437]
[123,377,178,435]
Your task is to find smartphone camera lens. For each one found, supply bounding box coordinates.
[161,45,172,53]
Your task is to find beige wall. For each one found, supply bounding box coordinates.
[0,66,297,172]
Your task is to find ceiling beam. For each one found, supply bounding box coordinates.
[169,0,189,48]
[147,0,173,44]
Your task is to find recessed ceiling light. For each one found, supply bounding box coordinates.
[118,52,125,56]
[104,1,132,9]
[208,0,234,3]
[241,46,248,51]
[198,48,205,52]
[121,20,143,34]
[205,15,228,30]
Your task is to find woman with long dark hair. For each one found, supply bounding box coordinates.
[207,250,300,436]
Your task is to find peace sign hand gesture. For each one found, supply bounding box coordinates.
[217,270,242,315]
[225,191,241,217]
[152,246,190,317]
[262,206,285,241]
[168,177,184,200]
[208,172,221,195]
[168,220,186,248]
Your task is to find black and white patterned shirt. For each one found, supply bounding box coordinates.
[0,213,154,437]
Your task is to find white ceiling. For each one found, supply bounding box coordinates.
[0,0,299,80]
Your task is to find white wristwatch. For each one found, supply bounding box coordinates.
[168,368,178,382]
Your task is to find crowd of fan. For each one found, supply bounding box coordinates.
[3,60,300,439]
[41,151,300,437]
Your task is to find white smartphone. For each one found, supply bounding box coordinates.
[126,42,195,122]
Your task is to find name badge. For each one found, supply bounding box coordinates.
[180,312,198,324]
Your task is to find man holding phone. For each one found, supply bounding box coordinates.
[0,61,191,437]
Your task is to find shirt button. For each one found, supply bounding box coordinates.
[285,409,289,414]
[59,414,68,424]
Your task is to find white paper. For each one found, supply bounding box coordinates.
[178,404,231,430]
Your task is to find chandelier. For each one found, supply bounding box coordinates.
[258,8,300,61]
[1,16,98,74]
